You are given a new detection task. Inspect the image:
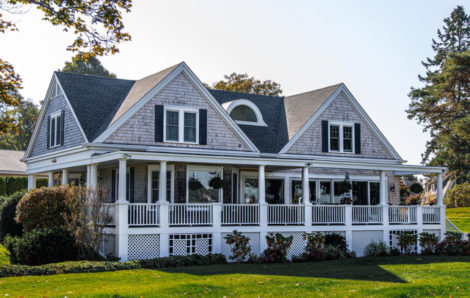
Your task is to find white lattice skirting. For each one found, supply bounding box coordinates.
[169,233,213,256]
[389,230,418,254]
[128,234,160,260]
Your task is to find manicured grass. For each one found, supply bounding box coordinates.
[0,256,469,297]
[447,207,470,233]
[0,245,10,265]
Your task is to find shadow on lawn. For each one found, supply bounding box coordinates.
[160,255,470,284]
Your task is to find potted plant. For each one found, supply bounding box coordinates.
[209,175,224,189]
[340,197,352,204]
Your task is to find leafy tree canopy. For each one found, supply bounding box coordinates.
[61,53,116,78]
[207,73,282,96]
[407,6,470,183]
[0,98,39,150]
[0,0,132,134]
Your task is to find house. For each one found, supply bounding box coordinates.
[23,62,446,260]
[422,173,454,205]
[0,150,27,177]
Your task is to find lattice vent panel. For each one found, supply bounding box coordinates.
[389,230,418,254]
[128,234,160,260]
[101,234,115,257]
[351,230,383,257]
[280,232,305,259]
[169,234,213,256]
[221,232,260,261]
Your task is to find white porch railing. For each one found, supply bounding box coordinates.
[352,206,383,224]
[169,204,213,226]
[422,206,441,224]
[312,205,345,225]
[389,206,417,224]
[128,204,160,226]
[222,204,260,225]
[268,204,305,225]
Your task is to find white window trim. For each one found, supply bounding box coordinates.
[49,111,62,149]
[222,99,267,126]
[239,171,288,204]
[163,105,199,144]
[328,121,355,153]
[147,164,175,203]
[186,165,223,203]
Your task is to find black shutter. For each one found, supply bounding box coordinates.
[199,109,207,145]
[321,120,329,152]
[60,110,65,146]
[129,167,135,203]
[354,123,361,154]
[111,169,116,202]
[46,115,51,149]
[155,105,164,142]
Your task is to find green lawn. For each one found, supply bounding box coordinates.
[447,207,470,233]
[0,256,469,297]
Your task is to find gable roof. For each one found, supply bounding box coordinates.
[284,84,341,139]
[0,150,26,175]
[210,90,289,153]
[55,72,135,141]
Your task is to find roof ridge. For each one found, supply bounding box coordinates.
[285,83,342,98]
[209,89,284,99]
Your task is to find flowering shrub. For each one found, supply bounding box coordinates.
[435,239,470,255]
[397,232,417,255]
[419,232,439,255]
[340,197,352,204]
[298,232,325,261]
[261,233,293,263]
[445,231,463,242]
[224,230,251,263]
[15,186,72,232]
[405,194,421,205]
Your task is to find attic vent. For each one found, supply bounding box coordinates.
[222,99,267,127]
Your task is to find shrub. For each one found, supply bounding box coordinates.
[0,178,6,196]
[419,232,439,255]
[261,233,293,263]
[5,227,80,265]
[435,240,470,255]
[324,233,347,253]
[397,232,418,255]
[445,231,463,242]
[36,178,48,188]
[405,194,421,205]
[363,241,390,257]
[15,186,72,232]
[224,230,251,263]
[445,183,470,208]
[409,182,424,194]
[0,254,227,278]
[5,177,27,196]
[0,192,24,242]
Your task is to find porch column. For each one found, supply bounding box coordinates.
[379,171,387,205]
[48,171,54,187]
[302,166,312,227]
[158,160,170,257]
[89,164,98,189]
[258,165,268,254]
[380,171,390,243]
[61,168,69,185]
[86,165,91,187]
[436,172,446,240]
[27,174,36,191]
[116,158,129,261]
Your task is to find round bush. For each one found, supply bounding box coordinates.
[409,182,424,194]
[324,233,347,252]
[445,183,470,208]
[4,227,79,265]
[364,241,390,257]
[0,191,24,242]
[15,186,72,232]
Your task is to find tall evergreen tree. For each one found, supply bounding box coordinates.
[62,53,116,78]
[407,6,470,183]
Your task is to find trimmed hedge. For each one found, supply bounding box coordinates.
[0,177,47,196]
[0,254,227,277]
[0,192,24,242]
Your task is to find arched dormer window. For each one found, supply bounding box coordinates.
[222,99,267,126]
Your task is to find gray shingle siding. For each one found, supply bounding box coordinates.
[30,94,85,157]
[106,73,251,152]
[286,92,394,159]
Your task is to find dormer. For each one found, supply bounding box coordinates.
[222,99,267,126]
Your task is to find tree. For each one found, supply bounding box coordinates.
[407,6,470,183]
[0,98,39,150]
[62,53,116,78]
[0,0,132,133]
[208,73,282,96]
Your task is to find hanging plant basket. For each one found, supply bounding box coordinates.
[209,176,224,189]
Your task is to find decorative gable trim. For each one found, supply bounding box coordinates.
[94,63,259,153]
[24,74,89,158]
[279,84,403,161]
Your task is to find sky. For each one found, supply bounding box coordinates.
[0,0,466,165]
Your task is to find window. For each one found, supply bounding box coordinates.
[319,181,331,204]
[243,178,258,203]
[49,112,62,148]
[147,165,174,203]
[230,105,257,122]
[329,122,354,153]
[291,180,316,204]
[352,181,380,205]
[187,166,221,203]
[266,179,284,204]
[164,107,198,143]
